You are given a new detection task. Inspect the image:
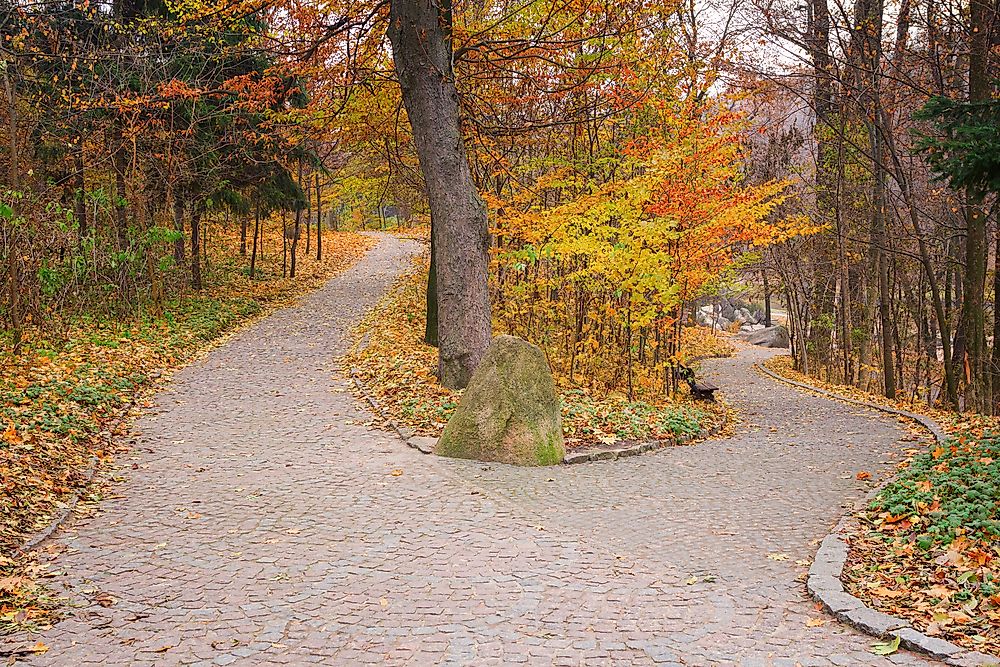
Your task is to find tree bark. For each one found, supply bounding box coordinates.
[426,216,439,346]
[250,207,260,278]
[111,128,129,249]
[190,206,202,289]
[388,0,492,388]
[315,173,322,261]
[961,0,992,410]
[240,215,248,256]
[73,143,88,242]
[172,196,186,265]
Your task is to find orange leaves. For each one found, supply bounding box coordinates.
[2,422,22,445]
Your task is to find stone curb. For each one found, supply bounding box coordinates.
[560,410,729,464]
[19,455,99,553]
[16,398,140,554]
[754,363,947,441]
[351,370,729,464]
[755,361,998,667]
[351,373,438,455]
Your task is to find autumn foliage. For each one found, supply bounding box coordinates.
[493,102,812,396]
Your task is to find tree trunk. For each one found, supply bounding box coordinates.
[2,65,19,193]
[388,0,492,388]
[190,206,202,289]
[426,216,439,346]
[291,211,300,279]
[857,0,895,398]
[992,226,1000,414]
[305,165,312,256]
[762,267,772,327]
[250,207,260,278]
[73,144,88,242]
[240,215,248,256]
[961,0,992,410]
[111,129,129,249]
[315,174,322,261]
[172,196,186,265]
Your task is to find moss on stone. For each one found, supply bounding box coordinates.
[435,335,565,466]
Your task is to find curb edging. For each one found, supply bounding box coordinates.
[19,455,99,553]
[351,370,730,464]
[351,373,437,454]
[755,362,998,667]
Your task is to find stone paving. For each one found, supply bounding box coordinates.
[10,234,940,666]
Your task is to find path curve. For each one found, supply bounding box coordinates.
[12,234,937,666]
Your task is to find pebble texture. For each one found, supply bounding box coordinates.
[12,234,940,666]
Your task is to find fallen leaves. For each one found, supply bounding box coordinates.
[1,230,375,634]
[871,635,901,656]
[347,260,725,450]
[766,354,1000,657]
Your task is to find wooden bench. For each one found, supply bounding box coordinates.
[677,364,719,401]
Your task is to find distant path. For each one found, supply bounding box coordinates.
[14,234,935,666]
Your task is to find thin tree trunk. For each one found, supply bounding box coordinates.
[762,266,772,327]
[190,206,202,289]
[305,166,312,256]
[240,215,248,256]
[73,144,88,242]
[250,207,260,278]
[315,174,322,261]
[426,216,439,346]
[172,196,186,264]
[112,129,129,249]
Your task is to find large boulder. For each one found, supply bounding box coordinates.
[740,325,790,349]
[435,335,565,466]
[720,300,736,321]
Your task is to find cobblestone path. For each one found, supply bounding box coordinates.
[14,234,937,666]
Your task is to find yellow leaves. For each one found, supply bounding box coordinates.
[27,641,49,655]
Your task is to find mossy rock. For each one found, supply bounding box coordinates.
[435,335,565,466]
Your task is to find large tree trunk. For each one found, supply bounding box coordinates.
[388,0,492,388]
[961,0,992,410]
[992,227,1000,413]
